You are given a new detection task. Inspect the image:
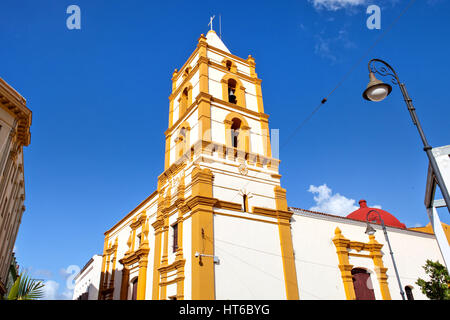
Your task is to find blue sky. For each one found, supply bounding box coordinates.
[1,0,449,299]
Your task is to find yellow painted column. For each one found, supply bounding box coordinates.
[332,228,356,300]
[197,34,209,94]
[196,35,211,145]
[191,167,215,300]
[255,79,265,114]
[260,119,272,158]
[368,235,391,300]
[136,256,148,300]
[151,218,163,300]
[164,133,171,170]
[98,235,109,299]
[197,93,212,143]
[274,186,300,300]
[120,266,130,300]
[110,238,118,288]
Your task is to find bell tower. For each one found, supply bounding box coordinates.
[164,30,274,170]
[156,29,299,300]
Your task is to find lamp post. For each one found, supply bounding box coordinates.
[362,58,450,214]
[365,209,406,300]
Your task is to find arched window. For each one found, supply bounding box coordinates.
[351,268,375,300]
[131,278,138,300]
[228,79,237,104]
[222,59,237,73]
[175,124,190,160]
[405,286,414,300]
[221,75,246,108]
[230,118,241,148]
[178,127,186,158]
[226,60,232,71]
[224,113,251,153]
[180,88,189,117]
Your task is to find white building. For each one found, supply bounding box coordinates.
[423,145,450,268]
[94,30,448,300]
[290,202,445,300]
[72,255,102,300]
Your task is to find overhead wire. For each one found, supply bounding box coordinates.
[280,0,417,149]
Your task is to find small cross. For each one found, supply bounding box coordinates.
[208,15,215,31]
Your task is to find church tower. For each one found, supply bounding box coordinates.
[99,28,299,300]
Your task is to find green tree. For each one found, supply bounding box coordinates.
[416,259,450,300]
[5,271,45,300]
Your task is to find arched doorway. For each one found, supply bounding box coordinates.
[352,268,375,300]
[405,286,414,300]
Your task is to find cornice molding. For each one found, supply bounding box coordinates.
[0,78,32,146]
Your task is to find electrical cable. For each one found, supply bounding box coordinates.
[280,0,417,149]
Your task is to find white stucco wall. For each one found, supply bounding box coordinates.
[290,210,445,300]
[73,255,103,300]
[213,212,286,299]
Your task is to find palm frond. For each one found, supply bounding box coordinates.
[7,271,45,300]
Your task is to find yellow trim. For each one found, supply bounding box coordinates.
[178,82,193,120]
[214,211,278,225]
[332,228,356,300]
[190,166,215,299]
[223,112,251,154]
[198,34,209,94]
[175,122,191,161]
[206,42,251,65]
[221,58,238,73]
[98,237,119,300]
[367,234,391,300]
[247,55,257,78]
[274,186,300,300]
[104,191,158,236]
[151,218,163,300]
[164,133,171,170]
[197,93,212,143]
[260,119,271,158]
[221,73,246,108]
[98,235,109,299]
[408,222,450,246]
[332,227,391,300]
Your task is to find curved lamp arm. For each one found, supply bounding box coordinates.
[365,209,385,228]
[368,58,401,86]
[365,58,450,214]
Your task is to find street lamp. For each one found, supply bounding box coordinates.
[365,209,406,300]
[362,58,450,214]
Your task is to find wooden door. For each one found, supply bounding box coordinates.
[352,268,375,300]
[131,278,138,300]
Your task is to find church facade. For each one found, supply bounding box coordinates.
[95,30,446,300]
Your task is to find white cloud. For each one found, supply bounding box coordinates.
[308,184,381,216]
[42,280,60,300]
[42,280,73,300]
[310,0,368,11]
[61,289,74,300]
[313,28,356,63]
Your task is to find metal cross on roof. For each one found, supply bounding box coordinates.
[208,15,215,31]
